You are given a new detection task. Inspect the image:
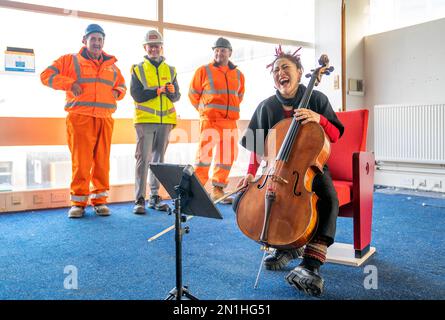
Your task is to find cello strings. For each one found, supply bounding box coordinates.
[268,68,319,190]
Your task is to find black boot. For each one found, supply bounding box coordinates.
[285,257,324,297]
[264,247,304,271]
[148,195,169,212]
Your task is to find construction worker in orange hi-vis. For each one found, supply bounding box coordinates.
[189,37,245,203]
[41,24,126,218]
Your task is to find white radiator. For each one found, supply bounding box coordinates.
[374,104,445,164]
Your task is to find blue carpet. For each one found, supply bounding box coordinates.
[0,192,444,300]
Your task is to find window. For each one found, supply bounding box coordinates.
[164,29,314,120]
[0,161,13,191]
[0,8,147,118]
[12,0,157,20]
[164,0,314,42]
[0,1,315,192]
[0,145,138,191]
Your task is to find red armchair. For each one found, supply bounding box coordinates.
[327,109,375,260]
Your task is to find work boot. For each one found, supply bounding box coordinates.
[264,247,304,271]
[210,186,225,202]
[93,204,111,216]
[68,206,85,218]
[133,197,146,215]
[211,186,234,204]
[285,260,324,297]
[148,195,169,212]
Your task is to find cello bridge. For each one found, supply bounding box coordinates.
[271,175,289,184]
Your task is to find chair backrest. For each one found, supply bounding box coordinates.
[327,109,369,182]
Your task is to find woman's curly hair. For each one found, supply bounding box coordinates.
[267,45,303,71]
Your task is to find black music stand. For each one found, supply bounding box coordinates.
[150,163,223,300]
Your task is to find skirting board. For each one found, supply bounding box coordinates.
[326,242,376,267]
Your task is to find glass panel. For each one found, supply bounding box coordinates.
[163,29,315,120]
[11,0,157,20]
[0,145,138,191]
[0,141,248,191]
[0,8,147,118]
[0,146,71,191]
[164,0,314,42]
[0,161,13,191]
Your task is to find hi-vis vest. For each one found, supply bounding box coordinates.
[132,58,177,124]
[40,47,126,118]
[188,62,245,121]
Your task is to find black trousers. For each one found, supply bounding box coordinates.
[233,165,339,247]
[311,166,339,246]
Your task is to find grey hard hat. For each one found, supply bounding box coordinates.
[212,37,232,50]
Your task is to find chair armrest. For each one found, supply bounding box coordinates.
[351,151,375,253]
[352,151,375,208]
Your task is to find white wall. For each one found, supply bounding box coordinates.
[345,0,367,110]
[365,18,445,108]
[364,18,445,192]
[365,17,445,152]
[317,1,445,192]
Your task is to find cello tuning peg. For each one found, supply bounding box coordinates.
[305,73,311,78]
[318,54,329,66]
[328,66,335,72]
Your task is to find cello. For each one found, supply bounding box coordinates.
[236,54,334,250]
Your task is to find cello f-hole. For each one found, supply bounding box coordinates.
[292,170,302,196]
[257,174,269,189]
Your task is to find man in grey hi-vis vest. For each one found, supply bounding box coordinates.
[130,30,180,214]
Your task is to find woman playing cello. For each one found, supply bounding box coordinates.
[235,47,344,297]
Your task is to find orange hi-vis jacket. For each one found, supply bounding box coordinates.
[189,61,245,121]
[41,47,126,118]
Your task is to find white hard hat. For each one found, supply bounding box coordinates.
[143,30,163,45]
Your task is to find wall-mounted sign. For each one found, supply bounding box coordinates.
[348,78,364,96]
[5,47,35,72]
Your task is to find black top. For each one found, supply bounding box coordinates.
[240,84,344,156]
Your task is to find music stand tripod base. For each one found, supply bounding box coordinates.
[164,196,199,301]
[150,163,223,301]
[166,286,198,300]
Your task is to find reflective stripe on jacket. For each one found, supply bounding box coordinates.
[132,57,177,125]
[189,61,245,120]
[40,47,126,118]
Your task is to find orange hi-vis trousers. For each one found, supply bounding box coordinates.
[66,113,114,207]
[194,119,238,188]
